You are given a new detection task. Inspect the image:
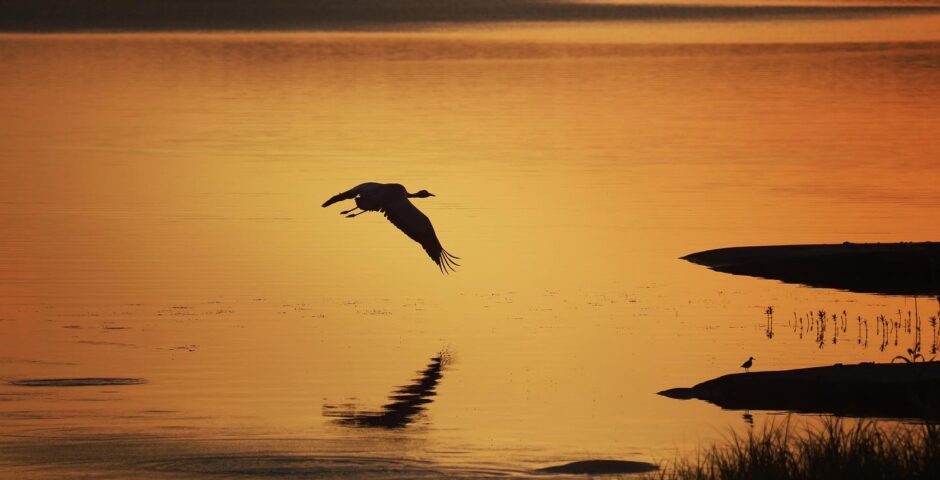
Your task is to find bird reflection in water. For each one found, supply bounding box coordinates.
[323,351,451,429]
[742,409,754,426]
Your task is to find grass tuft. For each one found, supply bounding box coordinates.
[653,418,940,480]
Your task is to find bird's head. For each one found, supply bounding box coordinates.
[410,189,435,198]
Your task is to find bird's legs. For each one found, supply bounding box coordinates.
[346,211,368,218]
[340,207,360,215]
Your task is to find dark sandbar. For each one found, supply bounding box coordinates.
[10,378,145,387]
[537,459,658,475]
[659,362,940,419]
[682,242,940,296]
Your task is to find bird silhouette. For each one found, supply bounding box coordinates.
[322,182,459,273]
[740,356,754,373]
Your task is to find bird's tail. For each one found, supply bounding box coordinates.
[438,249,460,274]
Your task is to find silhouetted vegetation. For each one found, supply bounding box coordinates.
[653,419,940,480]
[773,301,940,360]
[765,306,774,339]
[893,342,934,364]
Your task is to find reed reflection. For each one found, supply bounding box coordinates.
[324,351,450,429]
[762,301,940,361]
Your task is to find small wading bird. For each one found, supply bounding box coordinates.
[322,183,459,273]
[741,356,754,373]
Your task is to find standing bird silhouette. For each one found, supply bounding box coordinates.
[322,183,459,273]
[740,356,754,373]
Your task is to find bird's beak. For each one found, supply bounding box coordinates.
[429,193,436,197]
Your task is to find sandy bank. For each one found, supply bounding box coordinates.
[659,362,940,419]
[683,242,940,296]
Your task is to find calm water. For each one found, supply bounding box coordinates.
[1,18,940,479]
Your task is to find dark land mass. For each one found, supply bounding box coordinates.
[1,1,939,32]
[659,362,940,419]
[537,459,658,475]
[683,242,940,296]
[9,377,145,387]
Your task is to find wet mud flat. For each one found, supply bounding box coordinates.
[659,362,940,419]
[536,459,658,475]
[683,242,940,296]
[8,378,145,387]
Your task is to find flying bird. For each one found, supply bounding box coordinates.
[740,356,754,373]
[322,182,459,273]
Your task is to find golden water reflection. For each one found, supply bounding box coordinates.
[0,28,939,477]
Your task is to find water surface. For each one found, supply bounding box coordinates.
[1,14,939,478]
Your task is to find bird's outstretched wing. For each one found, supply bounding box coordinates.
[382,199,459,273]
[321,183,378,208]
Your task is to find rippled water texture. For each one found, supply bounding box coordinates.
[1,9,940,478]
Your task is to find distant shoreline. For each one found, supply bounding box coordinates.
[1,1,940,33]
